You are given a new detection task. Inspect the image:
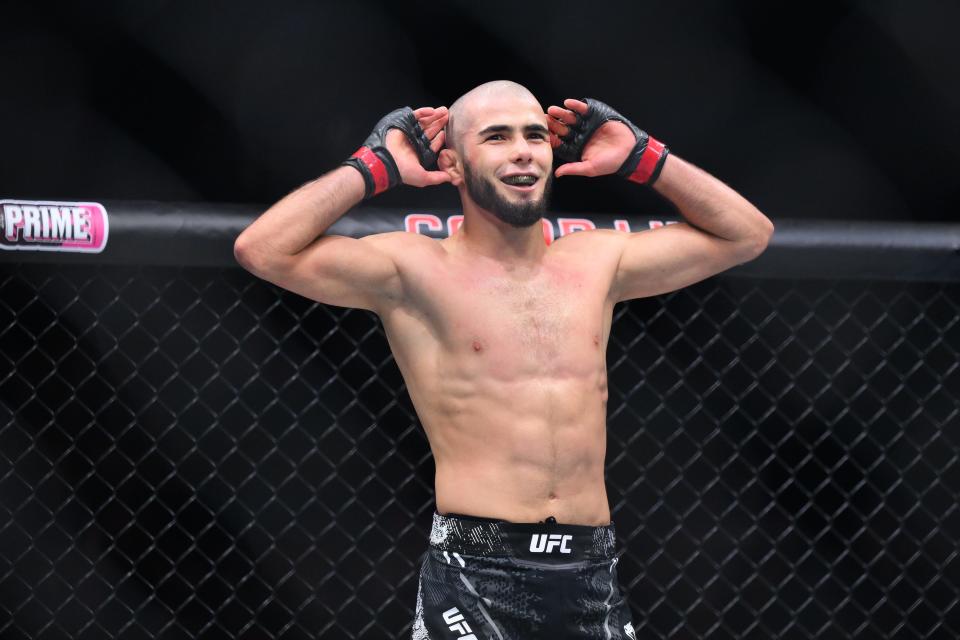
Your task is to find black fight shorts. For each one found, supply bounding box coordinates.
[411,511,638,639]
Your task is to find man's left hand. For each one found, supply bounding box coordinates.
[547,97,670,185]
[547,99,635,178]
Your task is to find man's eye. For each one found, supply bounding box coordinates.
[487,134,505,141]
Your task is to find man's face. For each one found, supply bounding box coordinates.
[458,96,554,228]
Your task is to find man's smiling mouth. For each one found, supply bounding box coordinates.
[500,174,539,189]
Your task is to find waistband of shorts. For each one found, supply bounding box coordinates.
[429,511,618,561]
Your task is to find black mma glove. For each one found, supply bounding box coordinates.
[555,98,669,186]
[342,107,439,199]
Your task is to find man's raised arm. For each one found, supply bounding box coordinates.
[232,106,449,311]
[234,166,365,268]
[234,106,450,269]
[546,97,773,301]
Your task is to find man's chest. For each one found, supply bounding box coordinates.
[386,254,615,379]
[447,274,598,354]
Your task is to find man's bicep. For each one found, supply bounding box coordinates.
[241,232,404,312]
[613,222,760,302]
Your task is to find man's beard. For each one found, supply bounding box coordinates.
[463,159,553,228]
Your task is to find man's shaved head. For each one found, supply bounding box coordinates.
[445,80,542,156]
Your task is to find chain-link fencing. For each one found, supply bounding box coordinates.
[1,207,958,639]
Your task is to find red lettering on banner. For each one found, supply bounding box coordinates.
[648,220,679,229]
[401,215,672,238]
[541,218,555,245]
[405,214,443,234]
[557,218,596,235]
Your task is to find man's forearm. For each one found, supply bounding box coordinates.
[234,165,365,264]
[650,154,774,244]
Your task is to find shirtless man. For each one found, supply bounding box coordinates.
[234,80,773,639]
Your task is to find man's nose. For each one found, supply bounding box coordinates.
[510,137,534,162]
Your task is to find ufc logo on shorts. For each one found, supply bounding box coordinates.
[442,607,477,640]
[529,533,573,553]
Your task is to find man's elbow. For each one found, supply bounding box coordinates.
[233,239,251,265]
[751,215,775,253]
[234,239,266,272]
[739,218,774,260]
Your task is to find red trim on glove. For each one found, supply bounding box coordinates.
[627,136,666,185]
[351,147,390,195]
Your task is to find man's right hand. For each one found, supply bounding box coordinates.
[387,106,450,188]
[343,105,450,199]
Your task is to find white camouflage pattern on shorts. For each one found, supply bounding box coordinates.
[430,513,512,554]
[592,526,616,557]
[411,577,429,640]
[429,513,451,546]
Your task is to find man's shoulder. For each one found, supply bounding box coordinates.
[364,230,434,243]
[364,230,439,252]
[551,228,626,253]
[365,231,443,271]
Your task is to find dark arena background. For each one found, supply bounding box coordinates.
[2,2,959,639]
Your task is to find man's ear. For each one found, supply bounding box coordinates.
[438,148,464,187]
